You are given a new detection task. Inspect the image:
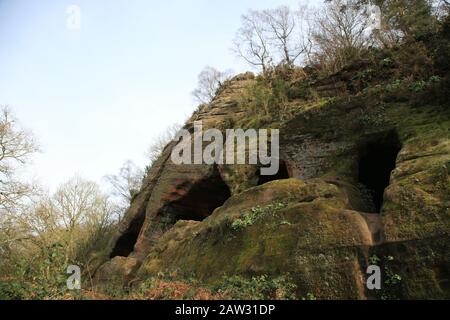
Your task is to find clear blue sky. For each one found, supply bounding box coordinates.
[0,0,315,190]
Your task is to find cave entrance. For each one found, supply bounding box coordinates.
[358,131,401,213]
[110,209,145,258]
[165,171,232,223]
[110,169,231,258]
[257,160,290,185]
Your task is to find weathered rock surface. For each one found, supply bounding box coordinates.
[93,68,449,299]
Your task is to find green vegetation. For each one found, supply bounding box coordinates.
[132,273,298,300]
[368,254,403,300]
[1,1,449,301]
[409,75,442,92]
[302,293,317,301]
[214,274,297,300]
[231,202,286,231]
[369,254,382,265]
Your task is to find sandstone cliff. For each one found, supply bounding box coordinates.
[92,31,450,300]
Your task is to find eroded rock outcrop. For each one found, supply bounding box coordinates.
[93,63,449,299]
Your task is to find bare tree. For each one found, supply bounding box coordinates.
[0,106,40,272]
[192,66,231,105]
[105,160,144,206]
[232,10,273,73]
[262,5,312,65]
[44,176,116,264]
[1,176,117,279]
[53,177,105,230]
[311,0,373,73]
[0,106,39,212]
[147,123,182,165]
[232,6,314,72]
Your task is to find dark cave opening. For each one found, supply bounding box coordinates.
[109,170,231,259]
[167,171,231,222]
[358,131,402,213]
[109,209,145,258]
[257,160,290,185]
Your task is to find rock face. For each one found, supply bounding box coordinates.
[94,68,449,299]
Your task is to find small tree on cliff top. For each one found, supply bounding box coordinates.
[232,6,312,72]
[192,66,231,105]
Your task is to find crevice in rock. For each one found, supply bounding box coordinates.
[109,208,146,258]
[257,160,290,185]
[358,130,402,213]
[109,145,175,259]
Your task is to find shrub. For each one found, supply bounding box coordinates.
[231,202,286,231]
[238,76,292,126]
[287,80,314,100]
[0,281,28,300]
[215,275,297,300]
